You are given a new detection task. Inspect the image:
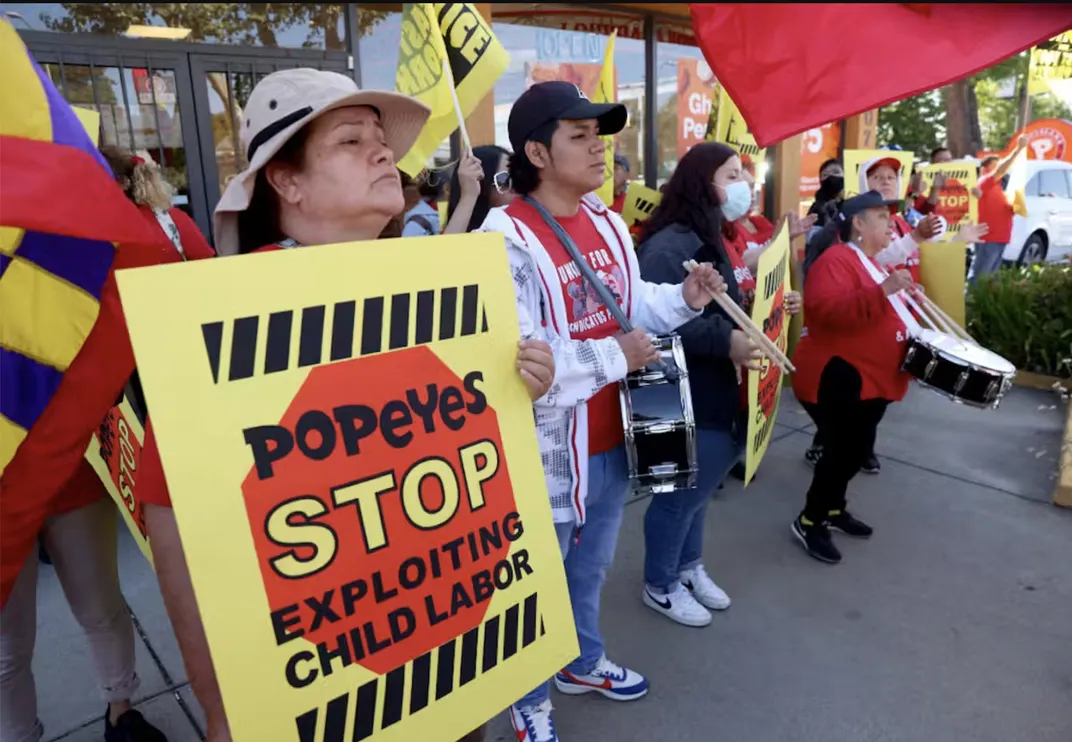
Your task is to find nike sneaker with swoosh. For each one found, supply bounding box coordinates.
[553,655,648,701]
[509,700,558,742]
[642,583,712,627]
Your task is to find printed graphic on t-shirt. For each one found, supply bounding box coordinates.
[557,247,625,336]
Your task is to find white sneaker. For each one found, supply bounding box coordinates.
[554,655,649,701]
[681,564,731,610]
[509,700,558,742]
[642,583,712,627]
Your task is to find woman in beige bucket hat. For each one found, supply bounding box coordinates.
[140,68,554,742]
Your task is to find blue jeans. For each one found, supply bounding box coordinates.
[516,445,631,708]
[643,428,740,593]
[969,241,1006,284]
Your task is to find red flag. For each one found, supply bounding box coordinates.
[690,4,1072,147]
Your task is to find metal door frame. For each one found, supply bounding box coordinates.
[187,51,349,222]
[18,29,349,243]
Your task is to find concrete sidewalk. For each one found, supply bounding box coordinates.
[30,386,1071,742]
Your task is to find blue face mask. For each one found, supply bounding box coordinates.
[720,180,753,221]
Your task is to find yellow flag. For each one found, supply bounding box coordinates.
[1005,147,1030,217]
[593,31,617,206]
[1028,31,1072,96]
[395,3,509,176]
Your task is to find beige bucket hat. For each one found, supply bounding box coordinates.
[213,68,430,256]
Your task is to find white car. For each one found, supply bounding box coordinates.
[1004,160,1072,265]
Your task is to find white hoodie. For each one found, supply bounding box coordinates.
[858,155,920,270]
[480,193,701,525]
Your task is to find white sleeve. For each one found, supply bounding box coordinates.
[875,232,919,268]
[506,237,629,409]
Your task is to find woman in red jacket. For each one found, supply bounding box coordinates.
[791,191,918,564]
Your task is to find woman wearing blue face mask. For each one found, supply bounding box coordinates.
[633,142,762,627]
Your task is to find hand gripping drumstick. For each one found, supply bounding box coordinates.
[683,260,796,373]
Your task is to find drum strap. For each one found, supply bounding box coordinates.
[521,196,634,333]
[521,196,678,381]
[847,243,921,336]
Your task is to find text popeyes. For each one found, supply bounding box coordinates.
[241,371,536,688]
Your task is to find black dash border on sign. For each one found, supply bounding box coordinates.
[290,593,544,741]
[204,285,490,384]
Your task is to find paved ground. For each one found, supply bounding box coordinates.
[31,385,1071,742]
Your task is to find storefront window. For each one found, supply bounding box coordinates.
[491,5,647,183]
[1,3,348,50]
[654,24,711,186]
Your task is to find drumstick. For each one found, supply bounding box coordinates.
[683,260,796,373]
[903,292,947,334]
[919,294,974,343]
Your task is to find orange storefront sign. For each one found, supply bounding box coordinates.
[799,122,841,204]
[676,58,717,160]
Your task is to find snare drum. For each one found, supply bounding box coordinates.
[902,329,1016,409]
[619,335,697,495]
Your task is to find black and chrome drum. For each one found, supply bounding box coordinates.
[901,329,1015,409]
[619,335,697,495]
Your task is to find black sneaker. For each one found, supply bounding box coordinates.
[730,460,747,481]
[860,453,880,475]
[104,707,168,742]
[827,510,873,538]
[791,515,841,564]
[804,445,823,468]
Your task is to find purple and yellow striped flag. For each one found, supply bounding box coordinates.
[0,19,163,605]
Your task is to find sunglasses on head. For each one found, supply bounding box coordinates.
[493,170,511,194]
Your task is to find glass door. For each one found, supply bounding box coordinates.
[188,53,350,225]
[24,37,211,236]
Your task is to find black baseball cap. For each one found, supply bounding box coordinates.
[508,81,628,154]
[838,190,899,225]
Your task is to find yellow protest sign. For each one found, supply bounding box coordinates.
[438,199,449,228]
[621,182,662,234]
[1029,31,1072,95]
[711,88,761,158]
[745,226,791,485]
[115,233,576,741]
[919,241,967,329]
[594,31,617,206]
[396,4,509,176]
[85,388,153,564]
[917,163,977,241]
[844,149,915,199]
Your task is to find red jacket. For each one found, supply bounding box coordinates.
[793,244,911,404]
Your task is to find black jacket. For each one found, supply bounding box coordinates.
[637,224,741,432]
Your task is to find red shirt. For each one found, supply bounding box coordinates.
[977,173,1014,244]
[792,244,911,405]
[723,225,757,307]
[611,191,626,214]
[506,200,625,454]
[740,215,775,252]
[131,209,217,509]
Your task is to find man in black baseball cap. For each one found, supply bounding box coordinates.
[483,80,726,742]
[507,80,628,155]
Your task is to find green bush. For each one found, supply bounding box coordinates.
[967,264,1072,379]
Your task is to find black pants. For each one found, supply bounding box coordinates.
[800,358,889,522]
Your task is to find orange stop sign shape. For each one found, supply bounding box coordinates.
[938,178,970,227]
[241,346,522,681]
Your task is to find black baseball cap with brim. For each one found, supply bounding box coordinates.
[508,80,628,154]
[838,190,900,225]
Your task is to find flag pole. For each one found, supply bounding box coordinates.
[443,58,471,154]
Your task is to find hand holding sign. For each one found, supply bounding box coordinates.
[517,339,554,400]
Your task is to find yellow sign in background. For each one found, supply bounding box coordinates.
[745,227,791,485]
[711,88,761,158]
[116,233,576,741]
[919,241,968,329]
[621,182,662,233]
[844,149,915,199]
[917,163,978,241]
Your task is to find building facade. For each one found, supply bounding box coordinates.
[4,3,821,242]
